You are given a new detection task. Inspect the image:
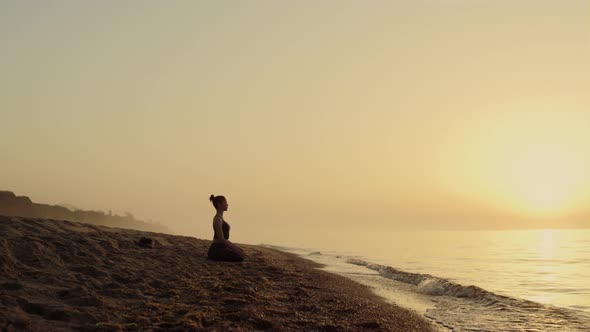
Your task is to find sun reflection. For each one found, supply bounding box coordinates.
[525,229,561,304]
[538,229,556,260]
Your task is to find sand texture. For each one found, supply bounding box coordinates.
[0,216,436,331]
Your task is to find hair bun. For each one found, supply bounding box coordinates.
[209,194,215,202]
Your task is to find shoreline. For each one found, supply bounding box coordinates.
[1,215,437,331]
[270,246,444,328]
[271,245,590,332]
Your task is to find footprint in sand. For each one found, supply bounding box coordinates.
[16,298,70,322]
[71,265,108,278]
[1,281,23,291]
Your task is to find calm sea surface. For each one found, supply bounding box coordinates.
[273,228,590,331]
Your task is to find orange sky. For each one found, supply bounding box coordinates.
[1,1,589,244]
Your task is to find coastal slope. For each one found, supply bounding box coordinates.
[0,216,435,331]
[0,190,169,233]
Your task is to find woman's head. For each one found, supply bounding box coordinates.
[209,194,228,211]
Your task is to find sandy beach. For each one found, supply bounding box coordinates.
[0,216,436,331]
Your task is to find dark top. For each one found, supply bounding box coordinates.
[222,221,230,240]
[214,219,231,240]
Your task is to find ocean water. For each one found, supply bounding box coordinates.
[268,229,590,331]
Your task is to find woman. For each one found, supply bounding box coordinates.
[207,195,245,262]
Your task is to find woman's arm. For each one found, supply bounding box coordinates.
[212,218,225,240]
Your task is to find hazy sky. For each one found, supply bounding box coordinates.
[1,1,589,245]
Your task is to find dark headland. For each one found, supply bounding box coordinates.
[0,191,169,234]
[0,216,436,331]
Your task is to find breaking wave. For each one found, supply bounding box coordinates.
[347,258,590,331]
[348,258,503,302]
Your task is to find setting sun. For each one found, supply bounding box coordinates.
[502,143,583,217]
[436,106,590,219]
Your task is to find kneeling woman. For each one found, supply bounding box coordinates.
[207,195,245,262]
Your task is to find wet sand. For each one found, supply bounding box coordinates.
[0,216,436,331]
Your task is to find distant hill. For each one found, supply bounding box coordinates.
[0,190,170,233]
[57,203,80,212]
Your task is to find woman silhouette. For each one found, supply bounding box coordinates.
[207,195,245,262]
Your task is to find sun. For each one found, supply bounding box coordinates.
[501,144,582,217]
[435,105,590,219]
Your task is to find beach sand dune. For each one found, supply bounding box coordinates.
[0,216,435,331]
